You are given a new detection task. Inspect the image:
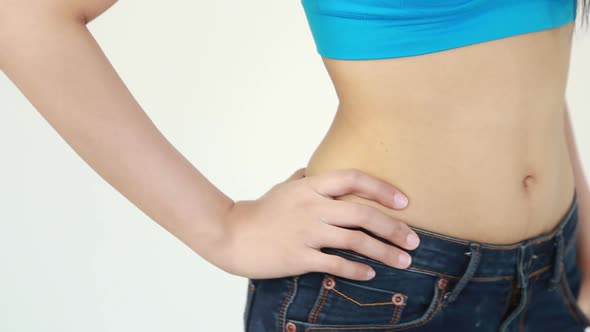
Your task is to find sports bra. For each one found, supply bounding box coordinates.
[300,0,577,60]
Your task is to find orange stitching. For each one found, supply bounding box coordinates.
[331,287,398,306]
[389,302,405,325]
[279,277,296,332]
[308,281,401,324]
[303,278,449,332]
[384,278,448,332]
[528,265,551,278]
[308,285,329,323]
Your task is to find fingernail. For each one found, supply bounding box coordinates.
[406,233,420,248]
[367,268,376,279]
[393,193,408,208]
[399,253,411,267]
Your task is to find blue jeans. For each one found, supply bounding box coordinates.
[243,190,589,332]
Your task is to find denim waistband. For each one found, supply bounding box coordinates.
[385,190,579,283]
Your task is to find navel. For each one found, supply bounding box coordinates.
[522,174,535,190]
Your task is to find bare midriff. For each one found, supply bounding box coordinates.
[304,22,576,245]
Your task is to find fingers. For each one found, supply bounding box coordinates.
[306,250,377,281]
[293,167,417,280]
[321,199,420,251]
[306,168,409,210]
[313,224,413,269]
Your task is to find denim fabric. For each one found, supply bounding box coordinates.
[243,190,589,332]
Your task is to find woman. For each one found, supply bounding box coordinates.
[0,0,588,331]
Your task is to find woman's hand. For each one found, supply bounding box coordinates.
[212,167,419,281]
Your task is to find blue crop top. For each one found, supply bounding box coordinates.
[301,0,577,60]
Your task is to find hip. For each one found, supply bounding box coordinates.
[243,191,589,332]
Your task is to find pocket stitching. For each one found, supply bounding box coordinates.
[390,299,407,325]
[331,286,405,306]
[308,283,330,323]
[383,277,448,332]
[308,275,404,324]
[279,276,299,332]
[297,276,448,332]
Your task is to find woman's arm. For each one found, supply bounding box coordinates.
[0,1,421,281]
[0,1,234,261]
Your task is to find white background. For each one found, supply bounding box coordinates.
[1,1,589,331]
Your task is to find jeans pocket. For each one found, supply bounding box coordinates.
[284,247,448,331]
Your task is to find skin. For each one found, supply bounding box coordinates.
[1,0,589,318]
[0,0,419,283]
[308,22,578,244]
[305,19,590,314]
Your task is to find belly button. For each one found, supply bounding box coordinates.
[522,175,535,189]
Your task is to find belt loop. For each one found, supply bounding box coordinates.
[443,242,481,306]
[548,229,565,290]
[516,245,528,288]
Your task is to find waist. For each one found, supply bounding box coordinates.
[323,190,578,282]
[304,104,576,244]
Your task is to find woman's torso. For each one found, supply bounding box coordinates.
[304,21,576,245]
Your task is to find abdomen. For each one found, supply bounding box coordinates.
[304,22,576,244]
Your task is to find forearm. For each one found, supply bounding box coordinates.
[0,7,233,259]
[564,102,590,276]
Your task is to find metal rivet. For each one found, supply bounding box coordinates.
[322,275,336,289]
[285,321,297,332]
[438,278,448,289]
[392,293,406,305]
